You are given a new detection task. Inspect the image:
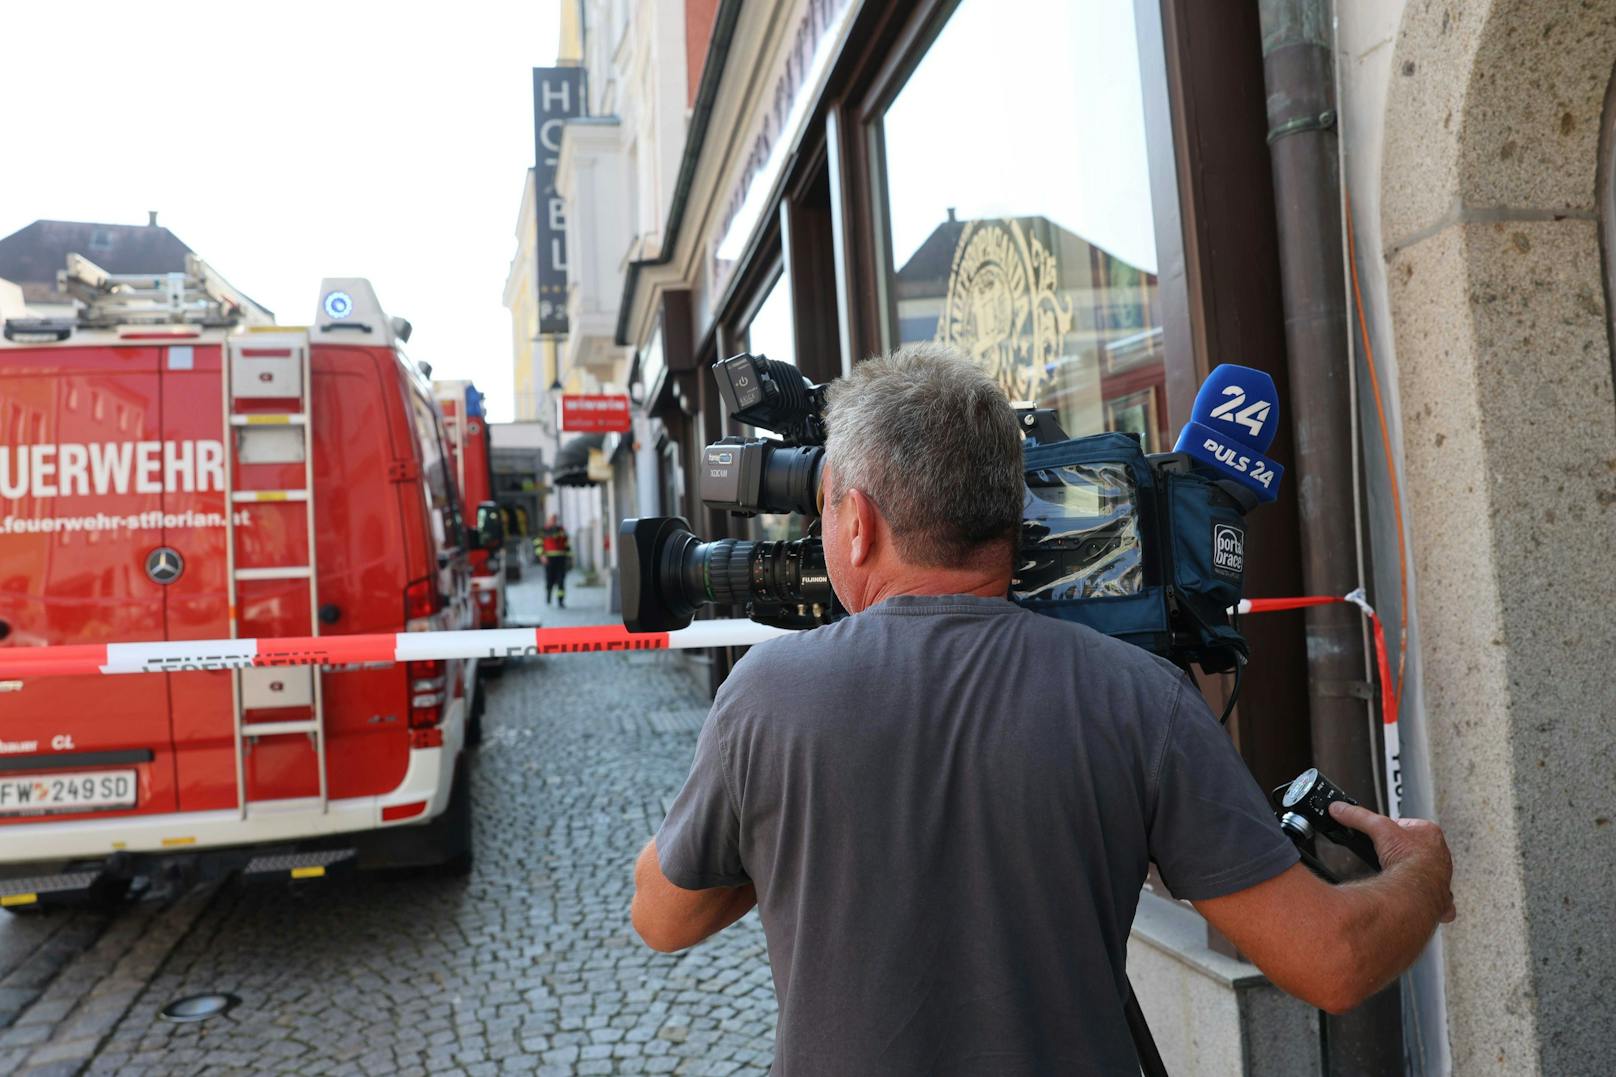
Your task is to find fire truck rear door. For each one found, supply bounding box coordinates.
[157,341,239,811]
[0,344,179,823]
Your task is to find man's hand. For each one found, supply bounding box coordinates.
[1195,808,1456,1014]
[631,840,757,953]
[1329,802,1456,923]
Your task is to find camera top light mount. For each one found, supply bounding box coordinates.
[714,353,828,445]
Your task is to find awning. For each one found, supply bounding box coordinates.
[552,433,606,487]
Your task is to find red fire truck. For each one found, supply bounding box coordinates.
[433,380,505,637]
[0,256,491,906]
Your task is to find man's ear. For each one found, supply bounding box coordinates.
[846,488,880,567]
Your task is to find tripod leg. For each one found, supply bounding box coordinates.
[1125,976,1170,1077]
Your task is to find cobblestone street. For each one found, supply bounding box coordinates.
[0,572,777,1075]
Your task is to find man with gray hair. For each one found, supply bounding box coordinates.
[631,344,1454,1074]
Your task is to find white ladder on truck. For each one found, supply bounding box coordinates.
[61,252,275,328]
[221,329,327,816]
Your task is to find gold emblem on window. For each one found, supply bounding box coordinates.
[937,218,1073,402]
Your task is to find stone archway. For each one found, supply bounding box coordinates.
[1381,4,1616,1074]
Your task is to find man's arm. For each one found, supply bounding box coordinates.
[1193,802,1456,1014]
[631,839,757,953]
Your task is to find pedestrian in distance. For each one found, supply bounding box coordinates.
[630,344,1456,1075]
[537,514,571,608]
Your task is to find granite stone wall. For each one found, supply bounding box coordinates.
[1381,4,1616,1073]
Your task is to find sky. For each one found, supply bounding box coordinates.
[883,0,1158,275]
[0,0,560,423]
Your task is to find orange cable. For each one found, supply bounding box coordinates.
[1344,191,1409,717]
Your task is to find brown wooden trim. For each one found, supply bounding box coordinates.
[823,103,860,374]
[781,173,843,385]
[662,291,696,372]
[785,135,829,205]
[850,0,958,119]
[1140,0,1204,433]
[842,106,884,360]
[1154,4,1312,961]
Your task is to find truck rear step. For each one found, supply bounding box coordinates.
[241,848,355,882]
[1,870,108,910]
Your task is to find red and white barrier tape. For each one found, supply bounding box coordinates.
[0,620,791,681]
[1238,588,1402,818]
[0,594,1402,813]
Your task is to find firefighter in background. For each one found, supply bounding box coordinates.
[537,514,572,608]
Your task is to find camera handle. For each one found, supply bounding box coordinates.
[1273,769,1382,874]
[1013,405,1069,445]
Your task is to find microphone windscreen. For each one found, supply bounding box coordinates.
[1173,420,1284,503]
[1188,365,1279,453]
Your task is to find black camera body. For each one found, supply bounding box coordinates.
[713,352,827,444]
[621,354,841,633]
[699,437,823,519]
[621,353,1259,671]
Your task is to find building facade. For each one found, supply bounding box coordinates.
[505,168,545,423]
[517,1,1616,1072]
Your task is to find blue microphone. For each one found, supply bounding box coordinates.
[1173,364,1284,504]
[1188,364,1278,451]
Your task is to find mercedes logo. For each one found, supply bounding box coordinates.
[145,547,184,585]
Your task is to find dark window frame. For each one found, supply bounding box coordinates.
[687,2,1312,833]
[821,0,1313,928]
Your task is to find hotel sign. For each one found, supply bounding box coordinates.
[534,67,585,336]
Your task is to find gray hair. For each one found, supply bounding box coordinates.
[823,342,1023,567]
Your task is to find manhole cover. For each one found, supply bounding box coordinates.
[159,992,240,1023]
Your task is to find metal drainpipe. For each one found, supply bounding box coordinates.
[1256,1,1406,1074]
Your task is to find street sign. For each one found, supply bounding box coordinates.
[560,394,631,433]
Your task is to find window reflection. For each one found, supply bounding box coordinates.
[741,272,802,543]
[745,271,796,370]
[879,0,1169,451]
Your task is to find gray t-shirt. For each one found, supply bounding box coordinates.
[656,594,1297,1075]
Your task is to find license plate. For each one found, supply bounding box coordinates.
[0,770,137,816]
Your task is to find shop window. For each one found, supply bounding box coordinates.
[660,436,683,523]
[745,272,796,369]
[872,0,1170,451]
[741,270,803,543]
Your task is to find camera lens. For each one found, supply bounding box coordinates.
[621,517,837,632]
[760,446,823,517]
[686,538,752,606]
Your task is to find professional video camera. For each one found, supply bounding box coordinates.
[621,353,1286,675]
[620,354,840,633]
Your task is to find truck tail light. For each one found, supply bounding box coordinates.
[404,576,440,631]
[408,659,446,727]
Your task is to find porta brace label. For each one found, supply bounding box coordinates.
[0,621,791,680]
